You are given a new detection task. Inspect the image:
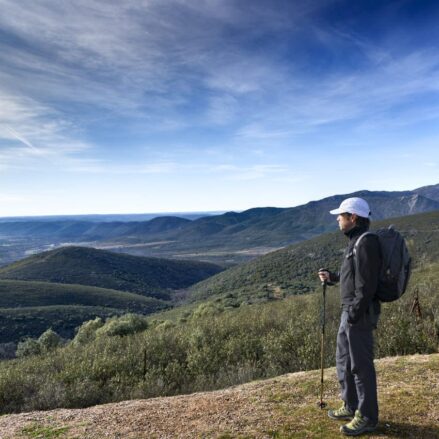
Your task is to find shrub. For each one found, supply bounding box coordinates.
[191,302,224,319]
[16,338,41,358]
[95,314,148,337]
[72,317,104,346]
[38,329,63,353]
[16,329,63,358]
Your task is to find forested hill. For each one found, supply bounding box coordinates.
[0,246,223,300]
[188,209,439,306]
[0,247,223,344]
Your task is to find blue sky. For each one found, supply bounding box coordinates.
[1,0,439,216]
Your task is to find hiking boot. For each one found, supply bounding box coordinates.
[328,403,354,420]
[340,410,377,436]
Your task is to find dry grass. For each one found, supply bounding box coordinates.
[0,353,438,439]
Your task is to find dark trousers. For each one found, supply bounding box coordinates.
[336,311,378,423]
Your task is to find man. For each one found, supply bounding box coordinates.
[318,197,381,436]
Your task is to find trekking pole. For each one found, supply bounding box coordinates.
[317,279,327,409]
[411,287,422,320]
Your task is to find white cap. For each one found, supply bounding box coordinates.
[329,197,371,218]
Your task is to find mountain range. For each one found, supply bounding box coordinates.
[0,184,438,267]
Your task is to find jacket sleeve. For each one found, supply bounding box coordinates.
[348,234,381,324]
[328,271,340,285]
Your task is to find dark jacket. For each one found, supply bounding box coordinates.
[330,225,382,325]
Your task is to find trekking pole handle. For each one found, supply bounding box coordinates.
[318,268,330,287]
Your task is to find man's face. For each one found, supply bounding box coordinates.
[337,212,356,232]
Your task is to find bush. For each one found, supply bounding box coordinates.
[16,329,63,358]
[16,338,41,358]
[95,314,148,337]
[72,317,104,346]
[191,302,224,319]
[38,329,63,353]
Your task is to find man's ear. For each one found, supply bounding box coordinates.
[351,213,358,224]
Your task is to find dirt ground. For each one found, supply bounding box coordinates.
[1,354,438,439]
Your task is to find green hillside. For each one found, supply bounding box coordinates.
[0,246,223,300]
[0,259,437,415]
[0,279,168,310]
[0,279,170,343]
[188,210,439,306]
[2,210,437,346]
[0,245,221,344]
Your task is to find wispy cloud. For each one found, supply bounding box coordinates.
[0,90,91,170]
[2,0,438,146]
[6,126,43,155]
[0,1,318,130]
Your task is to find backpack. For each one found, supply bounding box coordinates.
[353,225,412,302]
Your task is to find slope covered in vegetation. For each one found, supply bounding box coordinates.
[0,247,222,344]
[0,279,167,310]
[0,305,126,344]
[0,246,223,300]
[0,280,169,342]
[188,210,439,306]
[0,260,437,414]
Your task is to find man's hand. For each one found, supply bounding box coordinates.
[318,269,330,283]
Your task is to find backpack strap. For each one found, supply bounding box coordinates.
[351,231,380,323]
[353,231,375,256]
[352,231,379,280]
[351,232,373,283]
